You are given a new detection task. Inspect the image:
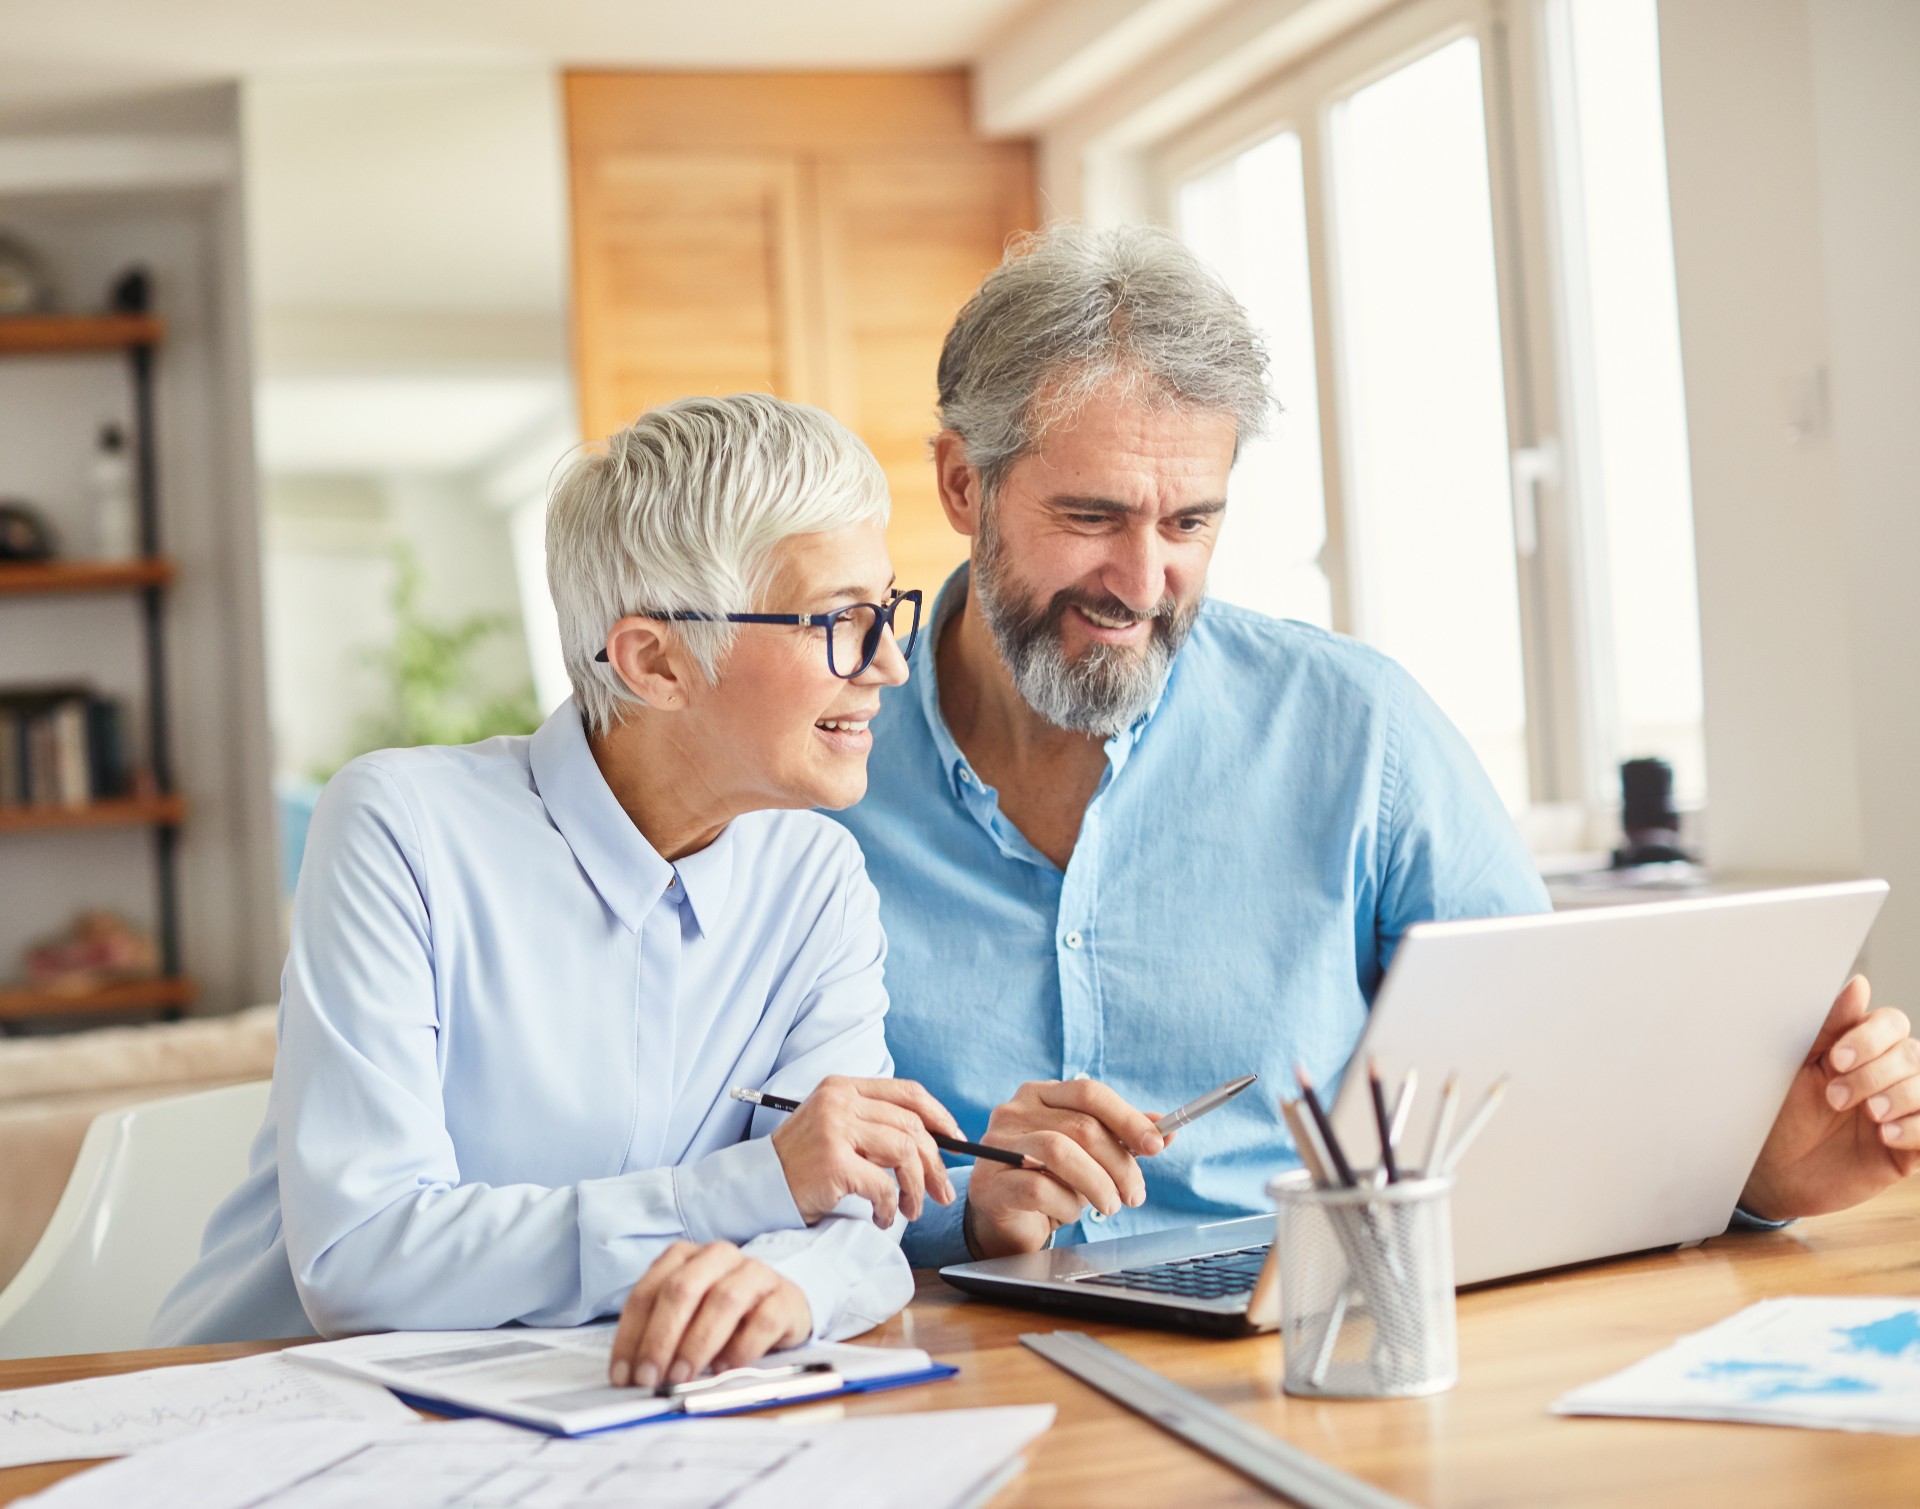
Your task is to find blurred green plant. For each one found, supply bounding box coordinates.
[319,543,541,776]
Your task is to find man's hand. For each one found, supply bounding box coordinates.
[1742,976,1920,1220]
[607,1241,811,1389]
[964,1078,1169,1260]
[769,1075,961,1228]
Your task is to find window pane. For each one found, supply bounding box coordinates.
[1175,132,1332,628]
[1564,0,1706,803]
[1332,37,1531,810]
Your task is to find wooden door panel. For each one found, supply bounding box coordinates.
[565,74,1035,599]
[571,152,812,439]
[815,147,1034,598]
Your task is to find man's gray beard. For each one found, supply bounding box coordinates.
[972,508,1198,737]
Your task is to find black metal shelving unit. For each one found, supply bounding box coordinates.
[0,314,192,1024]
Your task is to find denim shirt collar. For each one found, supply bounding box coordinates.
[528,698,732,936]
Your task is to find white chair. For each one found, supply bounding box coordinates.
[0,1079,269,1360]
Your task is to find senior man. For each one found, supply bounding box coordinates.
[831,224,1920,1267]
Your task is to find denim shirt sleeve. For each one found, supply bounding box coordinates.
[1372,667,1551,990]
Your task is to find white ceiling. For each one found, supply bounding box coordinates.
[255,374,570,476]
[0,0,1037,118]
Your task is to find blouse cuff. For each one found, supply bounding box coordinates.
[673,1135,807,1246]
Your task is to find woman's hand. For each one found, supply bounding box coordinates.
[607,1240,812,1389]
[769,1075,962,1226]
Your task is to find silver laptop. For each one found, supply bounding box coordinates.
[939,881,1887,1334]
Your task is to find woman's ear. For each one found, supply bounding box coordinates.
[603,617,691,710]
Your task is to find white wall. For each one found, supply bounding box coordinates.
[1806,0,1920,1004]
[1659,0,1920,998]
[1655,0,1864,877]
[243,69,576,785]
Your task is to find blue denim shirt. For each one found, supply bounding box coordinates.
[829,567,1551,1266]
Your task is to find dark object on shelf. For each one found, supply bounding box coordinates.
[1611,757,1693,868]
[0,501,55,561]
[0,232,50,315]
[0,685,135,808]
[108,266,151,315]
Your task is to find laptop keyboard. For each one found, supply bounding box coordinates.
[1070,1243,1271,1302]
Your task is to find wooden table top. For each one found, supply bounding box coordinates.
[5,1182,1920,1506]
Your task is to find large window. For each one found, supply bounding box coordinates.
[1153,0,1704,838]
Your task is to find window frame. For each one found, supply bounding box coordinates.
[1143,0,1608,837]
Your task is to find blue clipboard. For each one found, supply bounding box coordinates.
[391,1361,959,1437]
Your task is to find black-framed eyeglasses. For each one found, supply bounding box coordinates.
[594,588,922,680]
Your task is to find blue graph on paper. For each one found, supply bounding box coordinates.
[1681,1304,1920,1407]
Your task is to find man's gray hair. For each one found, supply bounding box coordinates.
[937,224,1273,499]
[547,393,890,734]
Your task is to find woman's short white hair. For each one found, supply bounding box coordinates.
[547,393,890,734]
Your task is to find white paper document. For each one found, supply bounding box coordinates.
[16,1404,1056,1509]
[286,1323,941,1435]
[1555,1295,1920,1432]
[0,1351,418,1469]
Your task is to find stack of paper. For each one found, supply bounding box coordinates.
[1555,1296,1920,1433]
[286,1323,950,1434]
[0,1352,417,1469]
[15,1405,1056,1509]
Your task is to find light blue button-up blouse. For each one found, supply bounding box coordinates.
[830,567,1551,1267]
[152,700,911,1345]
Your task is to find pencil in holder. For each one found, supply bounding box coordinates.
[1266,1170,1457,1398]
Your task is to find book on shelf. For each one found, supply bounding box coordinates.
[0,685,136,809]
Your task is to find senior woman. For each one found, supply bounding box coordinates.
[153,393,960,1391]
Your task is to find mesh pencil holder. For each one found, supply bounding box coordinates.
[1266,1170,1458,1398]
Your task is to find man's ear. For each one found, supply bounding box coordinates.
[603,617,692,710]
[932,430,985,539]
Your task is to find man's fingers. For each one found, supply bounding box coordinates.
[666,1262,778,1382]
[1027,1129,1128,1217]
[1861,1074,1920,1127]
[1877,1110,1920,1152]
[975,1162,1091,1228]
[1810,975,1874,1064]
[1036,1078,1165,1157]
[610,1240,696,1386]
[1827,1004,1910,1075]
[1826,1025,1920,1111]
[633,1243,743,1388]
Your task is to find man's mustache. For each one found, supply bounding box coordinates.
[1035,588,1179,634]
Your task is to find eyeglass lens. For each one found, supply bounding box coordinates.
[826,594,921,679]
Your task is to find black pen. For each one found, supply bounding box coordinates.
[730,1087,1050,1173]
[1291,1063,1357,1188]
[1367,1057,1399,1184]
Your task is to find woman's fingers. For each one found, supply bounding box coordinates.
[627,1242,744,1388]
[853,1120,928,1221]
[838,1075,964,1139]
[713,1289,804,1373]
[856,1097,956,1206]
[665,1260,780,1382]
[609,1239,696,1386]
